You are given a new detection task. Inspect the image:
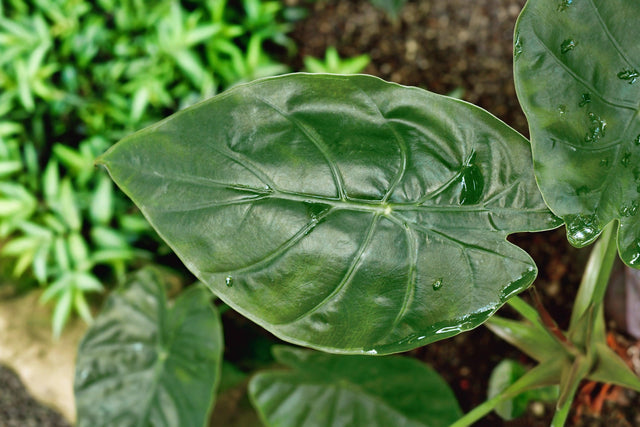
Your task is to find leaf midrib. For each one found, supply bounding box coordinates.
[152,173,550,215]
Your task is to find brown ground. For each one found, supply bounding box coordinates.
[0,365,70,427]
[289,0,529,135]
[0,289,86,426]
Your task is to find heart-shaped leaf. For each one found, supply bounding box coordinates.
[74,268,223,427]
[514,0,640,265]
[98,73,559,354]
[249,346,462,427]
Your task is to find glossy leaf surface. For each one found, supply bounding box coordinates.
[99,73,559,354]
[514,0,640,265]
[74,269,223,427]
[249,346,462,427]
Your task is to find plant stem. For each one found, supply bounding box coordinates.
[450,362,562,427]
[449,394,505,427]
[569,221,617,329]
[507,295,541,326]
[508,292,579,357]
[551,396,573,427]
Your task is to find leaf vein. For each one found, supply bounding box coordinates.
[250,92,348,199]
[287,214,380,324]
[219,214,330,276]
[209,144,278,191]
[352,85,409,203]
[587,0,640,71]
[388,217,418,332]
[530,29,637,111]
[162,195,269,212]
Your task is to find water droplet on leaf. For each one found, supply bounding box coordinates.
[634,134,640,146]
[304,202,331,220]
[225,276,234,287]
[599,158,609,167]
[459,153,484,205]
[565,214,600,246]
[436,325,464,334]
[557,0,573,11]
[561,39,577,53]
[432,278,443,291]
[514,32,523,59]
[621,151,632,167]
[617,69,639,84]
[584,112,606,143]
[557,105,567,115]
[620,200,639,217]
[578,93,591,107]
[623,239,640,266]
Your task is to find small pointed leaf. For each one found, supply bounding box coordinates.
[589,342,640,392]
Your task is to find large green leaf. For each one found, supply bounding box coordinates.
[74,268,223,427]
[514,0,640,265]
[249,346,462,427]
[98,73,559,354]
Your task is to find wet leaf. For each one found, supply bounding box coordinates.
[514,0,640,266]
[99,74,559,354]
[74,268,223,427]
[249,346,462,427]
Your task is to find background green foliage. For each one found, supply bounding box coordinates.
[0,0,296,336]
[303,47,370,74]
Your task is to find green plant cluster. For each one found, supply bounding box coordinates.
[0,0,296,336]
[303,47,370,74]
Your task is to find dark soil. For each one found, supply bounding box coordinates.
[0,365,70,427]
[289,0,529,135]
[285,0,640,426]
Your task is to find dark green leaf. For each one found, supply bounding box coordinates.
[514,0,640,265]
[249,346,462,427]
[99,74,559,354]
[74,268,223,427]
